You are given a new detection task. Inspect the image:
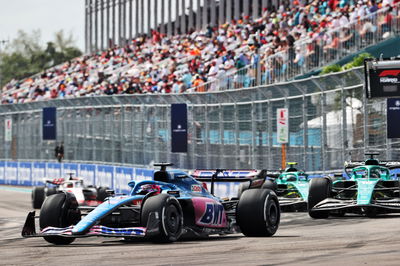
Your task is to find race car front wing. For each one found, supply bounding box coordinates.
[310,198,400,212]
[22,211,160,238]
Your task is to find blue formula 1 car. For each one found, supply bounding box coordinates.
[308,153,400,218]
[22,164,280,244]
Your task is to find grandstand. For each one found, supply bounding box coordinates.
[2,1,400,104]
[0,0,399,171]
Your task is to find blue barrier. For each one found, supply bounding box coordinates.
[0,161,242,198]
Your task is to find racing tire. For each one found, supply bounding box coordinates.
[308,177,331,219]
[236,189,280,237]
[39,193,81,245]
[262,180,277,191]
[237,181,250,199]
[32,186,45,209]
[141,193,183,243]
[46,187,57,196]
[96,187,109,202]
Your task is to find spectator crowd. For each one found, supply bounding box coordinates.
[2,0,400,104]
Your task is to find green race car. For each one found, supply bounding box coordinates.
[308,153,400,218]
[267,163,310,212]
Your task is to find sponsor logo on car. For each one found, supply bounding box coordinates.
[191,184,202,193]
[199,203,225,225]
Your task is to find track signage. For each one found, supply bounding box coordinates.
[277,108,289,144]
[387,98,400,138]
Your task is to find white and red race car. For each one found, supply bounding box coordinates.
[31,174,108,209]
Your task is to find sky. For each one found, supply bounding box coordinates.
[0,0,85,51]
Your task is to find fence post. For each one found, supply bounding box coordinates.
[234,103,240,168]
[302,95,308,170]
[321,93,327,173]
[205,103,210,168]
[341,86,348,164]
[267,100,273,169]
[251,102,257,168]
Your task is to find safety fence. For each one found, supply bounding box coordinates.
[0,65,398,173]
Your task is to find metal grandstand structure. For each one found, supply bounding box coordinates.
[84,0,281,52]
[0,66,398,172]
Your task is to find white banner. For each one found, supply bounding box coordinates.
[5,118,12,142]
[277,108,289,144]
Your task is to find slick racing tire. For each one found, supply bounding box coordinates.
[237,181,250,199]
[32,186,45,209]
[96,187,109,202]
[40,193,81,245]
[141,194,183,242]
[236,189,280,237]
[308,177,331,219]
[262,180,277,191]
[46,187,57,196]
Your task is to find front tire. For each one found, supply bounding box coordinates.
[236,189,280,237]
[308,177,331,219]
[141,194,183,242]
[32,187,45,209]
[39,193,81,245]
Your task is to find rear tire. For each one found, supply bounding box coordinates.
[40,193,81,245]
[141,194,183,242]
[237,181,250,199]
[96,187,109,201]
[308,178,331,219]
[262,180,277,191]
[46,187,57,196]
[236,189,280,237]
[32,187,45,209]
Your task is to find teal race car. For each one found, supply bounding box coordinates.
[308,153,400,218]
[268,163,310,212]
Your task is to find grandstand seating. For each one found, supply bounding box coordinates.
[2,0,400,104]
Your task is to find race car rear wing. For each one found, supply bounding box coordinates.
[192,169,275,195]
[192,169,260,182]
[345,161,400,169]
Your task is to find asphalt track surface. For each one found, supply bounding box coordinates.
[1,186,400,266]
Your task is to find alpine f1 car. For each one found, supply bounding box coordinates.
[308,153,400,218]
[22,164,280,245]
[31,173,108,209]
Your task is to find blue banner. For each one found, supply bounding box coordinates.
[0,161,5,185]
[171,103,188,153]
[43,107,57,140]
[32,162,46,185]
[135,168,154,181]
[47,163,61,179]
[387,98,400,138]
[115,167,134,194]
[79,164,96,185]
[18,162,32,186]
[96,165,114,188]
[5,162,18,185]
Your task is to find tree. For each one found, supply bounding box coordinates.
[0,29,82,88]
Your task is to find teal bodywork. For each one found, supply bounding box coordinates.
[276,171,309,200]
[340,164,392,205]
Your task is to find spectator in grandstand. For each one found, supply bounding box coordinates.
[2,0,399,100]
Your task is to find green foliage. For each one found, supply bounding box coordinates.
[320,53,374,75]
[343,53,373,70]
[0,30,82,87]
[320,64,342,75]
